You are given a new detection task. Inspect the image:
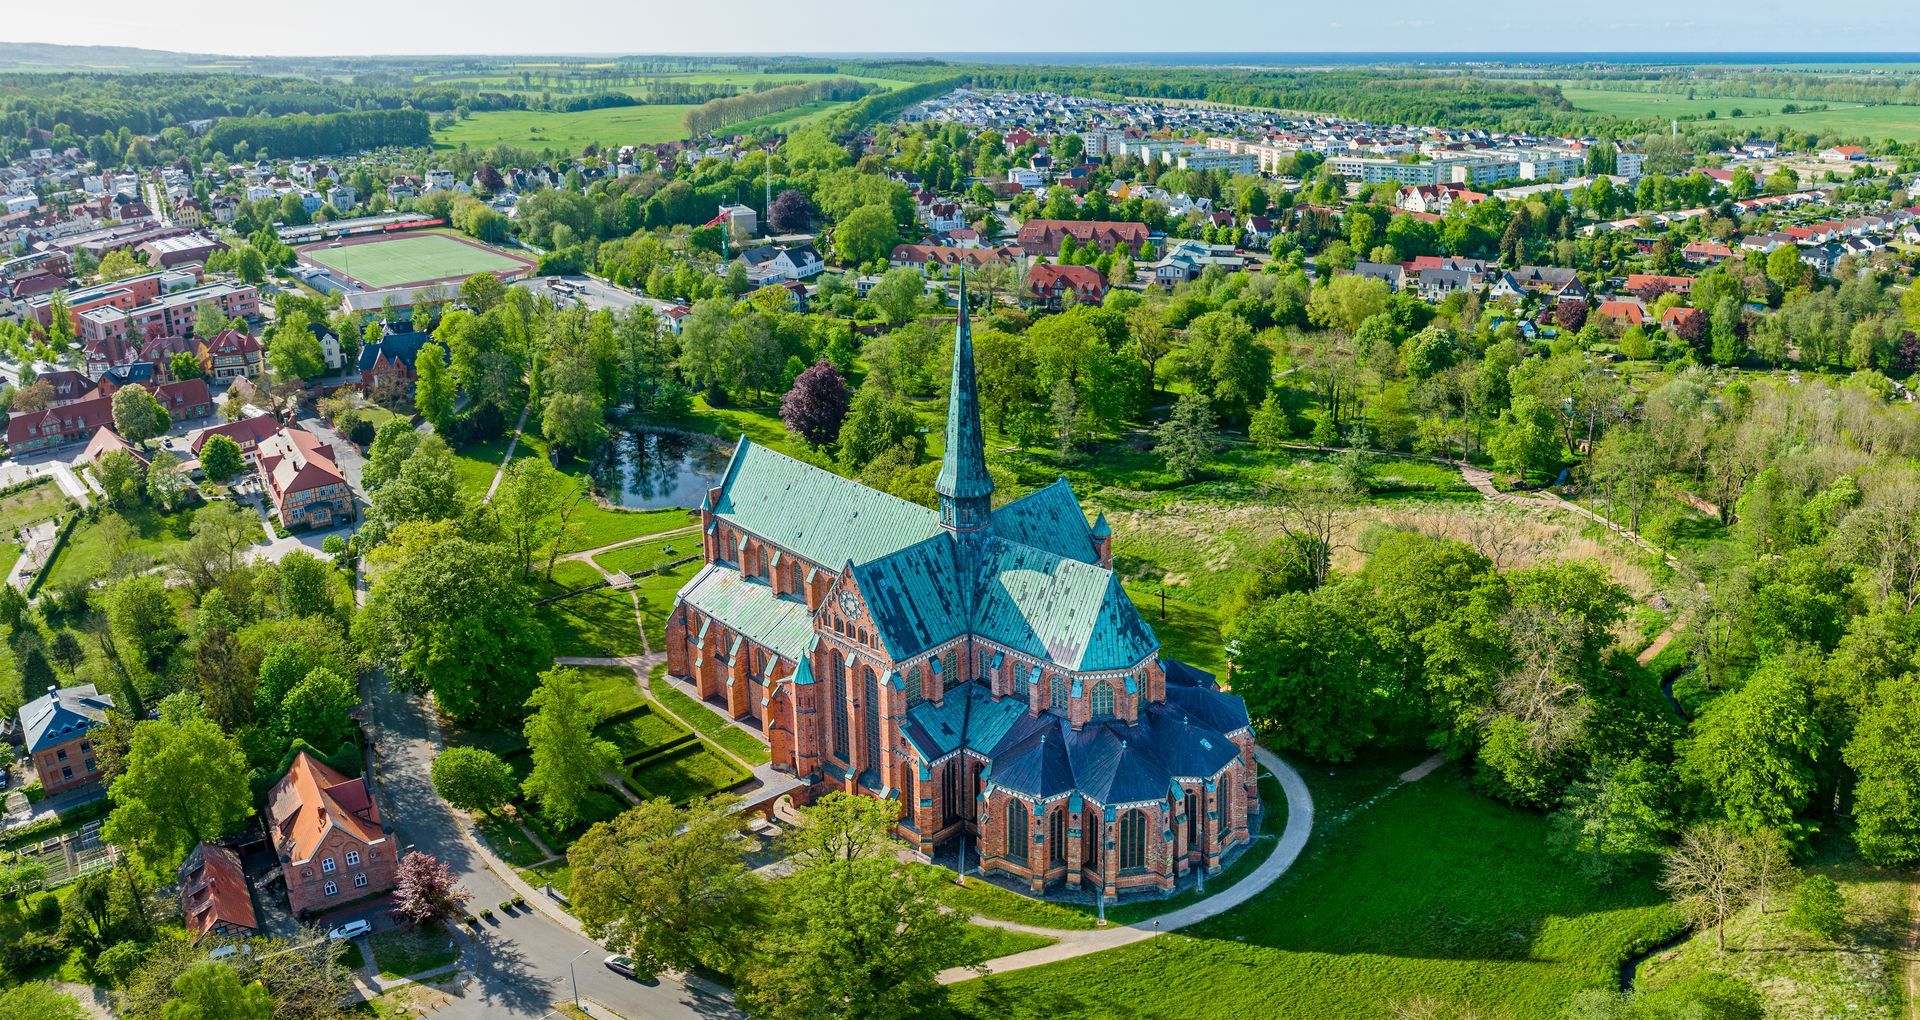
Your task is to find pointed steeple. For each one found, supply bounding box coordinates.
[936,271,993,532]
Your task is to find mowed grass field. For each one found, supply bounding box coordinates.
[1558,85,1920,140]
[436,105,700,150]
[303,232,528,289]
[948,756,1682,1020]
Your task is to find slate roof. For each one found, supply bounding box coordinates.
[980,680,1245,805]
[679,562,818,661]
[712,440,941,571]
[19,683,114,752]
[900,681,1030,763]
[356,331,430,373]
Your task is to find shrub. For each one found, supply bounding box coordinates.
[0,931,63,973]
[95,940,146,985]
[1785,874,1846,939]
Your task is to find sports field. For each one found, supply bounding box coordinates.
[301,232,530,289]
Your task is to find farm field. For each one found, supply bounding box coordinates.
[421,70,911,96]
[948,753,1682,1020]
[1557,86,1920,140]
[302,232,528,289]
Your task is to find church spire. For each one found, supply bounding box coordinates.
[936,271,993,532]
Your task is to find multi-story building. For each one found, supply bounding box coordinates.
[1014,219,1149,256]
[75,282,259,345]
[664,290,1257,899]
[16,684,114,796]
[178,842,259,938]
[195,328,264,382]
[256,426,352,530]
[267,752,397,918]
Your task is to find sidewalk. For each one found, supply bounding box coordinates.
[936,746,1313,984]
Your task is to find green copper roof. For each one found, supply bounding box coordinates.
[971,537,1159,671]
[714,439,940,569]
[935,273,994,503]
[678,562,818,661]
[990,479,1098,563]
[849,535,968,662]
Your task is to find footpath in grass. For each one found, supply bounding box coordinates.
[533,560,646,658]
[44,503,202,588]
[949,754,1681,1020]
[368,923,459,980]
[646,663,772,766]
[591,530,699,577]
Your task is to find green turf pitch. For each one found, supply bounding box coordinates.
[304,233,525,288]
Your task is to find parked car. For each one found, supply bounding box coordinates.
[327,920,372,941]
[603,955,636,978]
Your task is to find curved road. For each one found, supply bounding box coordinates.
[938,747,1314,984]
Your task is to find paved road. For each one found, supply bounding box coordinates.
[936,746,1313,984]
[363,673,736,1019]
[516,275,671,315]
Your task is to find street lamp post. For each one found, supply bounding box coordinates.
[569,948,591,1006]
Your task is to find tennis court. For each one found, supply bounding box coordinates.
[301,232,530,289]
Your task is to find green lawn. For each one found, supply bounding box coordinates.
[576,664,647,719]
[533,559,646,658]
[919,866,1101,931]
[303,233,526,289]
[646,664,773,766]
[633,556,701,651]
[451,434,517,502]
[43,502,206,588]
[624,742,751,804]
[597,706,689,761]
[0,478,72,536]
[1123,585,1224,678]
[949,755,1682,1020]
[518,788,629,852]
[474,812,548,868]
[959,924,1058,963]
[518,860,573,900]
[368,924,458,980]
[591,530,699,577]
[1558,85,1920,140]
[1636,838,1914,1019]
[435,105,701,150]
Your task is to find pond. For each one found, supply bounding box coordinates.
[591,429,733,509]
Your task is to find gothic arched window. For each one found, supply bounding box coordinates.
[1006,799,1028,864]
[1049,675,1067,712]
[1091,680,1114,719]
[1119,809,1147,872]
[1049,807,1067,866]
[830,651,849,764]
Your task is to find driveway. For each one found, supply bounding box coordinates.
[297,412,370,500]
[361,673,736,1019]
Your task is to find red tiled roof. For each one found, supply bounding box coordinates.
[191,413,279,453]
[179,842,258,935]
[267,751,385,866]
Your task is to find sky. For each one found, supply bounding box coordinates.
[6,0,1916,58]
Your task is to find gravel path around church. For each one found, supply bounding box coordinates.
[937,746,1313,984]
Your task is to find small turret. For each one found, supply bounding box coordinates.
[1091,512,1112,568]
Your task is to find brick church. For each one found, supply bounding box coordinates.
[665,281,1258,899]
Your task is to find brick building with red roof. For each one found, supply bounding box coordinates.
[267,751,396,917]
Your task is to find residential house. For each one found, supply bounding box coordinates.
[191,413,281,456]
[1152,240,1245,285]
[36,369,99,407]
[179,842,259,938]
[738,244,825,286]
[1597,299,1646,327]
[139,378,214,422]
[79,426,149,470]
[355,328,431,399]
[888,244,1017,274]
[16,683,114,795]
[1349,261,1406,291]
[1013,219,1149,256]
[1417,268,1481,301]
[196,329,264,382]
[1683,240,1735,266]
[1024,263,1108,312]
[267,751,396,918]
[658,305,692,336]
[257,425,352,530]
[1661,306,1707,336]
[7,395,115,454]
[1624,274,1692,297]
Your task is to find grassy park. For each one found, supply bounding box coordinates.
[42,502,204,589]
[948,753,1683,1020]
[532,560,646,658]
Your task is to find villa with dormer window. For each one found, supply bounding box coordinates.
[665,279,1257,899]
